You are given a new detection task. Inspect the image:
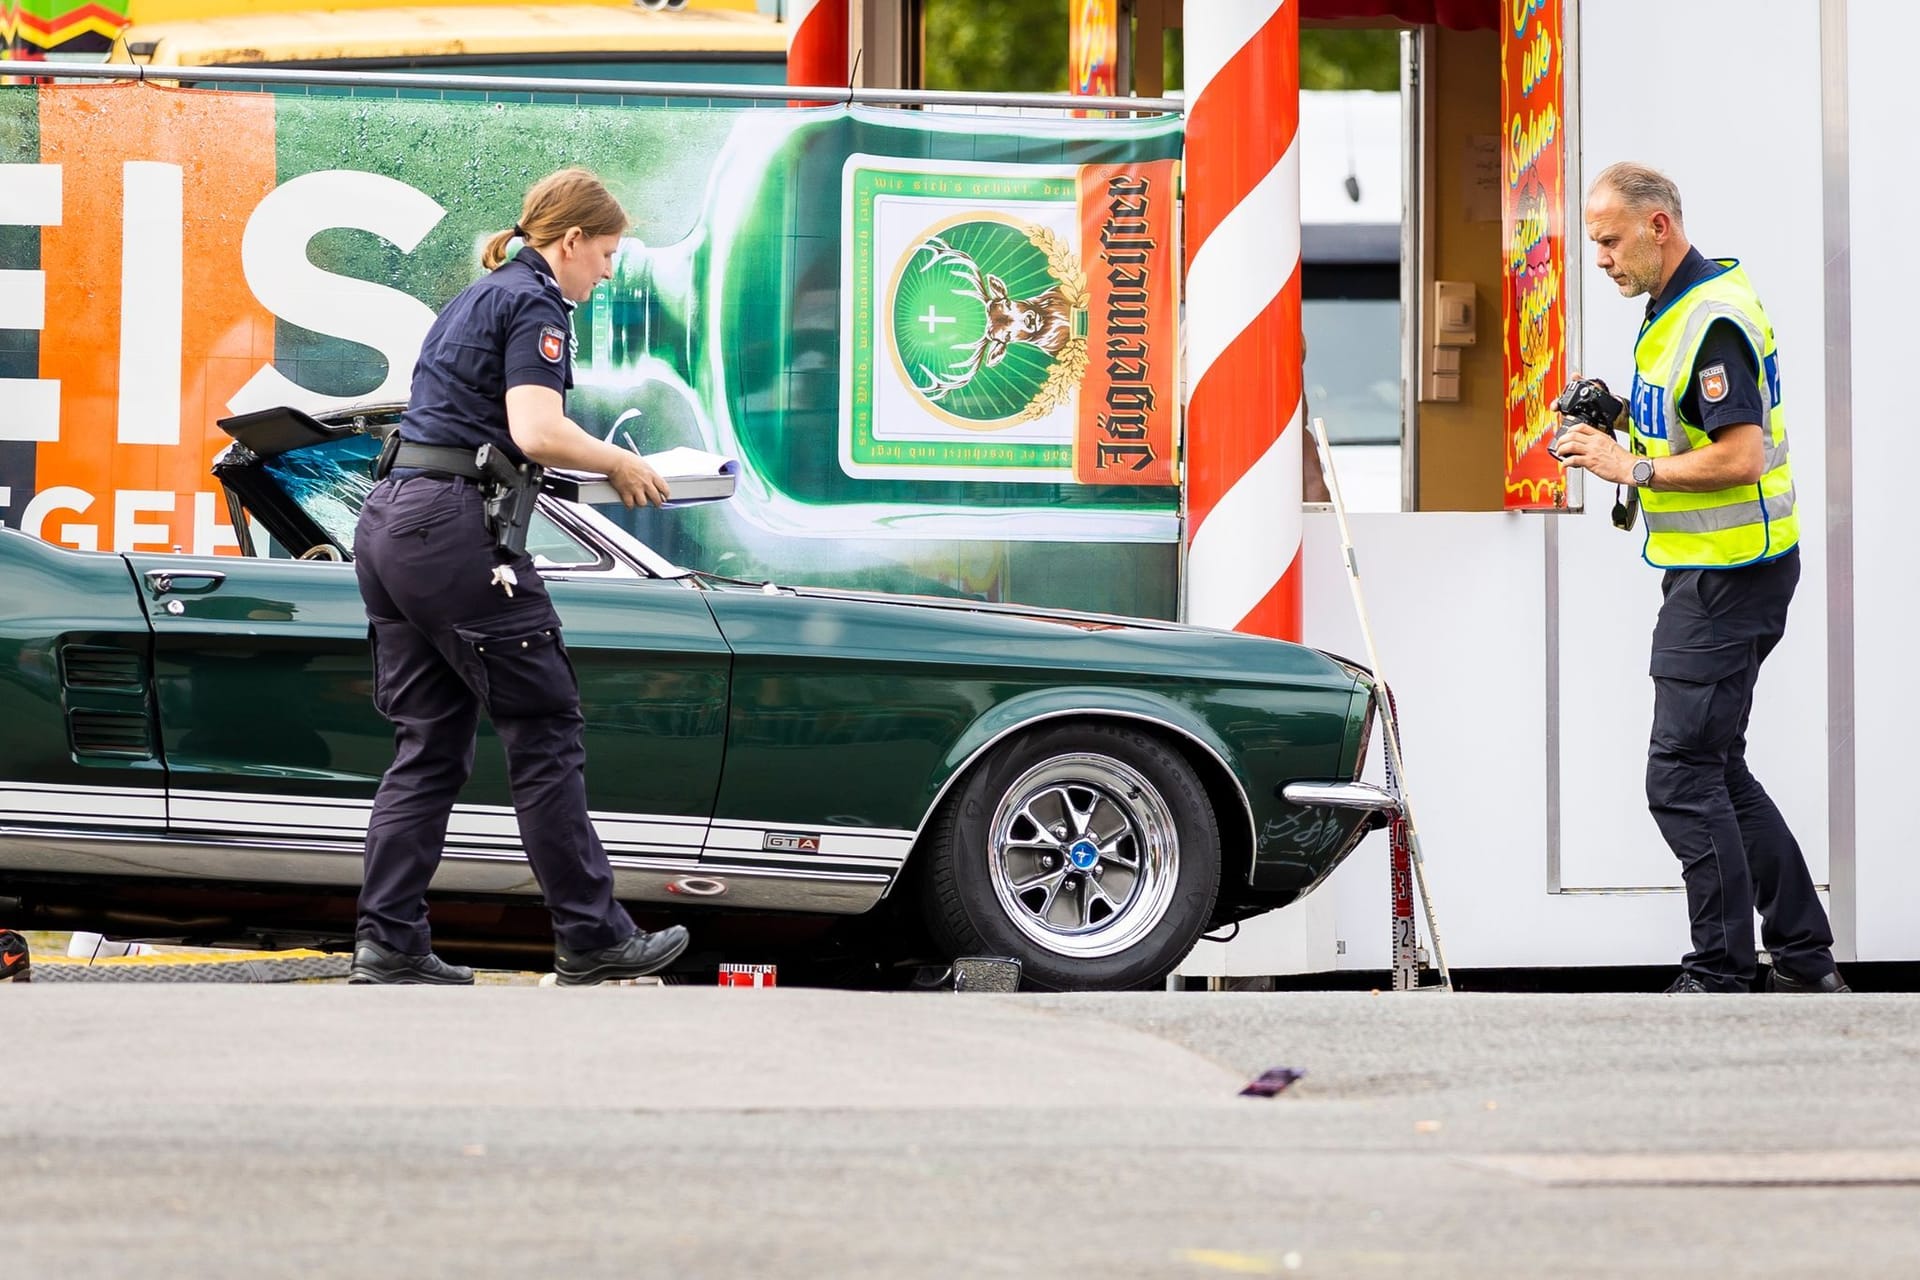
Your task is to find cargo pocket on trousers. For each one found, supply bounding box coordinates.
[1649,641,1752,757]
[367,620,399,718]
[454,622,575,719]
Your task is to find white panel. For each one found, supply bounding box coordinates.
[116,161,183,447]
[0,269,45,329]
[1847,0,1920,962]
[1299,90,1401,226]
[0,164,61,225]
[0,377,59,442]
[0,167,64,446]
[1185,511,1691,975]
[1564,0,1829,892]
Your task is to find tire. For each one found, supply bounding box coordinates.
[921,721,1221,991]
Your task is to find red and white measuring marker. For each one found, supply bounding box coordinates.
[1310,417,1451,993]
[718,963,777,989]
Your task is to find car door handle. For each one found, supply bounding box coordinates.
[144,569,226,596]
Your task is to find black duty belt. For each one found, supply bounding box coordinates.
[376,436,545,560]
[386,441,490,481]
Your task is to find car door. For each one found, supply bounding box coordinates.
[537,572,731,867]
[125,552,387,879]
[126,547,730,887]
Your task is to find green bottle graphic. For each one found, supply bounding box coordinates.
[569,108,1185,545]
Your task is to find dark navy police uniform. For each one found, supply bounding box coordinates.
[1640,248,1833,992]
[354,248,637,957]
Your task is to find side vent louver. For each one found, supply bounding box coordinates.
[62,645,145,690]
[69,710,154,759]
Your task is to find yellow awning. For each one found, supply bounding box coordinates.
[111,2,784,66]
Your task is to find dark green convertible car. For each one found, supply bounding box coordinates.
[0,406,1390,989]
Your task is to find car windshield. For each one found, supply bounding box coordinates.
[263,435,380,549]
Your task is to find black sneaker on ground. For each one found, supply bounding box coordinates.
[1765,966,1852,994]
[348,938,475,985]
[1665,971,1712,993]
[553,926,690,987]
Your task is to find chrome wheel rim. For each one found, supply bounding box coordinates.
[985,753,1178,959]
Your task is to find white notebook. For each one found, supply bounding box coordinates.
[548,447,738,507]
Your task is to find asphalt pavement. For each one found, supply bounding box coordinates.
[4,986,1918,1278]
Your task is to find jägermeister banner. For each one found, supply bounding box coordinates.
[0,84,1185,616]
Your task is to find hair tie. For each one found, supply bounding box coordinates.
[512,223,527,240]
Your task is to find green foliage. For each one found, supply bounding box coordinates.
[923,0,1070,93]
[923,4,1399,96]
[1299,29,1400,91]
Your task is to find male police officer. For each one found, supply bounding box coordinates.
[1556,162,1847,995]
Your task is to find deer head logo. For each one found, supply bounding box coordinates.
[904,234,1084,407]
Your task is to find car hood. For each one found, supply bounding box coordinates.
[750,582,1373,685]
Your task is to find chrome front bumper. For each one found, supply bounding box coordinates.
[1280,780,1399,812]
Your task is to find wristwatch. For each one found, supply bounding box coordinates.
[1631,458,1655,488]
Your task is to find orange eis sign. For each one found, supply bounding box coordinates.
[16,84,276,554]
[1501,0,1567,510]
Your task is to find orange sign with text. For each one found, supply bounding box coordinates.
[1075,160,1179,486]
[31,83,275,554]
[1501,0,1568,509]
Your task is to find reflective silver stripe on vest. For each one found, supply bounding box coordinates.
[1643,484,1796,533]
[1661,302,1773,458]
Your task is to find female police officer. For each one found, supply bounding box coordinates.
[348,168,688,986]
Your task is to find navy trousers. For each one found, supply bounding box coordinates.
[353,474,635,955]
[1646,547,1833,990]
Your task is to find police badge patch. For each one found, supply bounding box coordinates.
[538,324,566,363]
[1700,364,1728,403]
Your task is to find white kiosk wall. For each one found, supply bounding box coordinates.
[1177,0,1915,978]
[1847,0,1920,963]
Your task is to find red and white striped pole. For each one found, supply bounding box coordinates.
[786,0,848,101]
[1182,0,1303,640]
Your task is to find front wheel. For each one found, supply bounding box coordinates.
[920,722,1221,991]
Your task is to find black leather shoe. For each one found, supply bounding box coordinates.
[1765,965,1852,994]
[1665,971,1711,993]
[553,926,690,987]
[348,938,474,986]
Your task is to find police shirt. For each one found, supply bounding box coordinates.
[400,247,574,464]
[1643,247,1766,437]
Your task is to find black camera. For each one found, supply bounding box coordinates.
[1547,377,1625,461]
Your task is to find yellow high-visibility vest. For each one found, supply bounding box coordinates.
[1629,260,1798,568]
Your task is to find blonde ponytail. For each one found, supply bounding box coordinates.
[480,227,519,271]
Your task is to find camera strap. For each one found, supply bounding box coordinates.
[1610,483,1639,532]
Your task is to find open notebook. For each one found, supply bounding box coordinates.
[545,447,738,507]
